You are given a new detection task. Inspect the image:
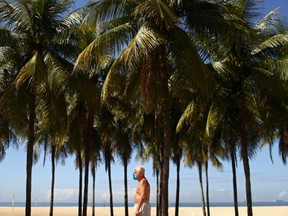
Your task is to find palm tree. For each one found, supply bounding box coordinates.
[0,69,18,162]
[77,1,225,214]
[206,2,288,216]
[90,128,101,216]
[114,119,132,216]
[67,100,86,216]
[0,1,85,215]
[170,100,183,216]
[98,106,116,216]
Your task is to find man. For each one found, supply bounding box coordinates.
[133,165,151,216]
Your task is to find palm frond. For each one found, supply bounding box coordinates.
[84,0,128,24]
[252,33,288,55]
[101,22,167,103]
[170,27,215,98]
[254,8,283,34]
[15,51,47,89]
[134,0,179,30]
[74,21,134,71]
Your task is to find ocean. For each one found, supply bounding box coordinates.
[0,202,287,208]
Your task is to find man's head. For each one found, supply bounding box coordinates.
[133,165,145,180]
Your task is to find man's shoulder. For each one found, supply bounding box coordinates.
[140,177,150,185]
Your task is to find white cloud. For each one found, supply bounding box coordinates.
[37,188,78,203]
[276,191,288,200]
[54,188,78,202]
[216,188,226,192]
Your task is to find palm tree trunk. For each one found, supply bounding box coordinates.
[25,96,36,216]
[154,108,161,216]
[77,150,83,216]
[175,158,180,216]
[82,153,89,216]
[241,144,253,216]
[156,170,160,216]
[83,108,94,216]
[197,162,207,216]
[230,146,239,216]
[158,129,164,216]
[205,161,210,216]
[49,145,56,216]
[124,162,129,216]
[159,47,171,216]
[108,162,114,216]
[92,165,96,216]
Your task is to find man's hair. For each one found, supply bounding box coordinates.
[134,165,145,175]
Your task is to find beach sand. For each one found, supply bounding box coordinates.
[0,206,287,216]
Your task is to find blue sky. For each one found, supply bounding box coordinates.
[0,0,287,205]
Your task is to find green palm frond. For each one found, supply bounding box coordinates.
[74,21,134,71]
[254,8,283,33]
[205,101,221,138]
[176,101,194,133]
[170,27,215,98]
[252,33,288,55]
[101,22,167,102]
[3,1,32,32]
[134,0,179,30]
[62,7,87,28]
[15,51,47,89]
[84,0,129,24]
[120,22,166,62]
[45,52,70,94]
[0,29,19,47]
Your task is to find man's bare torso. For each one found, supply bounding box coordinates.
[134,177,150,203]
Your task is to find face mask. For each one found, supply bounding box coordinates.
[133,173,137,180]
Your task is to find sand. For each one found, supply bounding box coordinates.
[0,206,287,216]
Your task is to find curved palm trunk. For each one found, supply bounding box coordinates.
[108,162,114,216]
[92,165,96,216]
[230,146,239,216]
[49,145,56,216]
[197,162,207,216]
[241,144,253,216]
[205,161,210,216]
[25,96,36,216]
[77,150,83,216]
[124,162,129,216]
[175,159,180,216]
[159,47,171,216]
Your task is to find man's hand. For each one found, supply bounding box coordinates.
[135,209,140,216]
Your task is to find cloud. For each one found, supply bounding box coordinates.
[54,188,78,202]
[216,188,226,192]
[37,188,78,203]
[276,191,288,200]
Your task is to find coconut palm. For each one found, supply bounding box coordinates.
[76,0,228,213]
[113,119,132,216]
[67,100,86,216]
[0,1,85,215]
[0,69,18,162]
[206,2,288,216]
[90,128,101,216]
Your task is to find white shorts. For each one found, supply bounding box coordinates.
[134,203,151,216]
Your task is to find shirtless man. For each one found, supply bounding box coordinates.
[133,165,151,216]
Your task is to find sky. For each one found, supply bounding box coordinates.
[0,0,288,205]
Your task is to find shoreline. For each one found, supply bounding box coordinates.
[1,201,287,207]
[0,206,287,216]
